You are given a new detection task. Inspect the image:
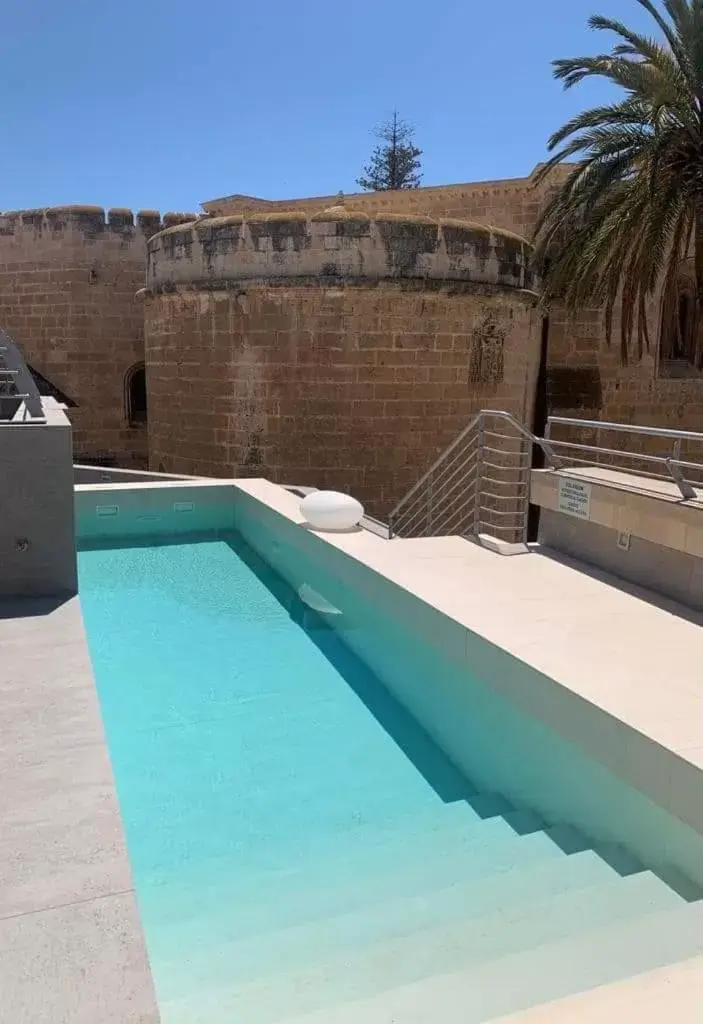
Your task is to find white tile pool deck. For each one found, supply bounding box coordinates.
[5,475,703,1022]
[235,478,703,1023]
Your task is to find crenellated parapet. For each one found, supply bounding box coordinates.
[146,210,537,294]
[0,205,199,245]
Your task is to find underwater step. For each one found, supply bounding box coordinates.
[157,870,685,1021]
[153,848,628,993]
[140,808,571,941]
[266,901,703,1024]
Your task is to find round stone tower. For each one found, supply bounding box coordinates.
[143,207,541,516]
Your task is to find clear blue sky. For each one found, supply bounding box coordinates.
[0,0,654,213]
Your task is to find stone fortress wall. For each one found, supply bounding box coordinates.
[210,169,703,460]
[144,211,541,516]
[3,163,702,502]
[0,206,196,467]
[202,167,554,236]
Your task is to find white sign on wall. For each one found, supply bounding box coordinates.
[557,477,592,521]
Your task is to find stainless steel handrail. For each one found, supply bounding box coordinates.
[389,409,549,541]
[388,409,703,543]
[546,416,703,443]
[545,415,703,500]
[390,410,559,525]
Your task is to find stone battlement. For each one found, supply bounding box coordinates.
[146,211,536,294]
[0,206,199,241]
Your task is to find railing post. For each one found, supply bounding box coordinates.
[520,434,531,544]
[472,414,485,538]
[427,475,435,536]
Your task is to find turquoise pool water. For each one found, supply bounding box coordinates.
[79,531,703,1024]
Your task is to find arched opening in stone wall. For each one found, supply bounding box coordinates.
[659,265,702,378]
[125,363,147,426]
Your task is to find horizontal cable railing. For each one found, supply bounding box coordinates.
[389,410,560,542]
[544,417,703,501]
[388,410,703,545]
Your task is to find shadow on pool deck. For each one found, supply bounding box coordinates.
[0,594,73,620]
[536,546,703,628]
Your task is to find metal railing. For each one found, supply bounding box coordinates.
[0,331,45,423]
[544,417,703,501]
[388,410,560,542]
[388,410,703,543]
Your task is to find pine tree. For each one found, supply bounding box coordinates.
[357,111,422,192]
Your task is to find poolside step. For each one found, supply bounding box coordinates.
[140,810,569,938]
[136,797,501,881]
[252,901,703,1024]
[158,871,685,1020]
[153,849,625,993]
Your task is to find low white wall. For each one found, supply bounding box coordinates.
[532,469,703,609]
[74,464,193,485]
[75,480,237,543]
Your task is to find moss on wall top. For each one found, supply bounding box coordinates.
[310,208,371,223]
[247,214,311,253]
[146,211,536,293]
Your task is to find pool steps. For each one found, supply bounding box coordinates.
[264,903,703,1024]
[154,796,703,1022]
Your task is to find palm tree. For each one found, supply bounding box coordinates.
[534,0,703,366]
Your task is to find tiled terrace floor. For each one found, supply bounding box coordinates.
[0,596,158,1023]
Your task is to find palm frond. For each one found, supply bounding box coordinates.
[535,0,703,364]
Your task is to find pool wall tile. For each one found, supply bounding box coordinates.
[75,482,237,543]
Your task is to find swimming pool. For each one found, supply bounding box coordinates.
[78,516,703,1023]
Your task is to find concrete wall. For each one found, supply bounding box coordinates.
[0,406,77,597]
[147,211,535,292]
[531,468,703,611]
[539,509,703,611]
[143,213,541,517]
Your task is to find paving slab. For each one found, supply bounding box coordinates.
[0,596,159,1022]
[0,892,159,1024]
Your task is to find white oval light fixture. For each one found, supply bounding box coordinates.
[300,490,364,531]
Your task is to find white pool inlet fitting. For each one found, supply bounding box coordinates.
[298,583,343,616]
